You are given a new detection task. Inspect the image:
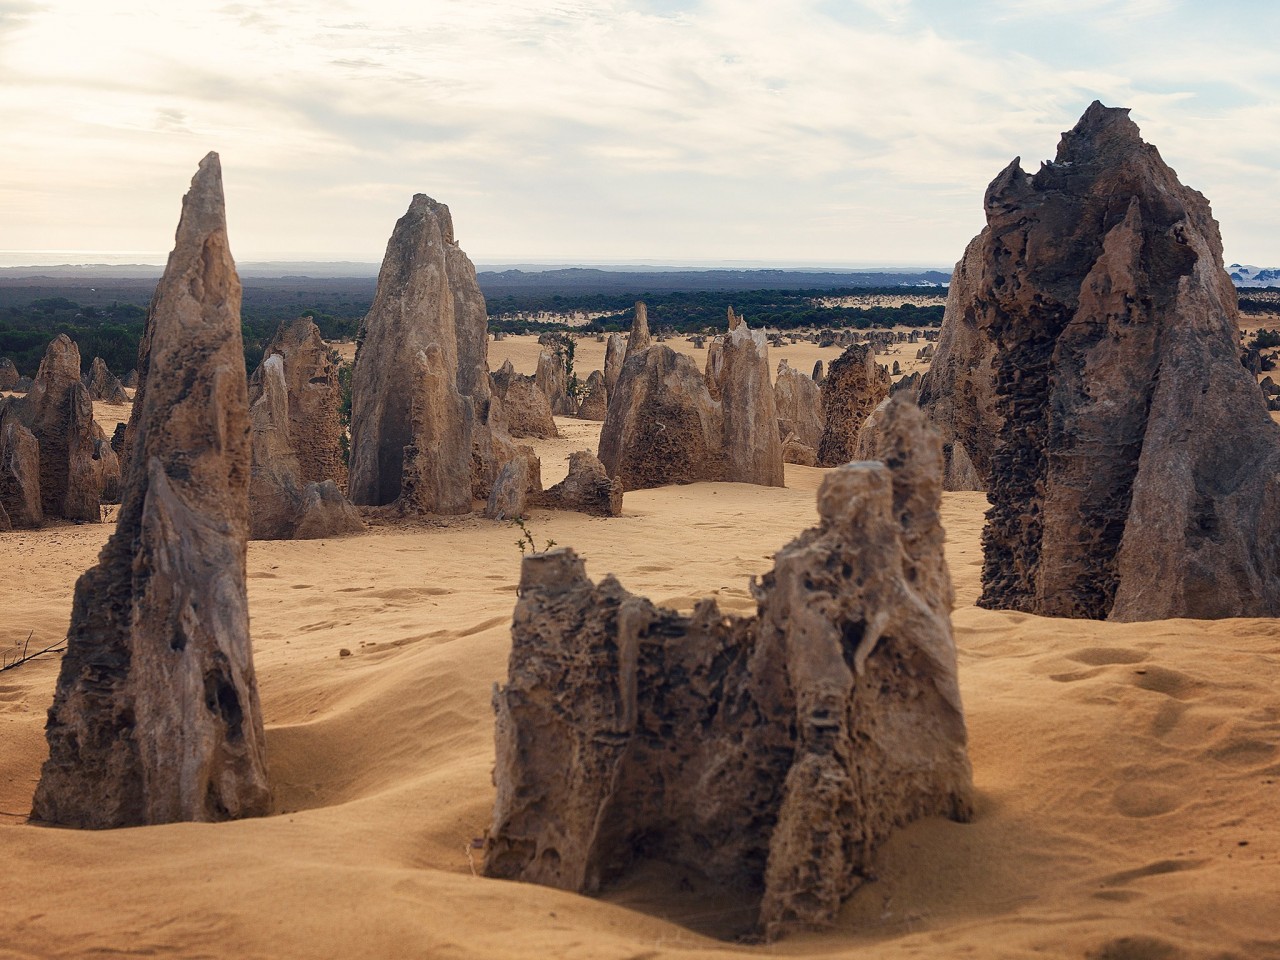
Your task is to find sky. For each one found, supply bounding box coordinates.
[1,0,1278,268]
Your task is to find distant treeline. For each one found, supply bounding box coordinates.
[0,297,362,377]
[489,287,948,335]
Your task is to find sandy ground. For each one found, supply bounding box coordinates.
[2,407,1278,959]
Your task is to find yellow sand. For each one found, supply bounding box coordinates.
[2,418,1278,960]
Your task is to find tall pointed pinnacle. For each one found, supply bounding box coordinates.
[32,152,271,829]
[625,301,651,357]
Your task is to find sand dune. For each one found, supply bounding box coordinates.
[2,410,1277,957]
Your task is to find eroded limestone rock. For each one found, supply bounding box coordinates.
[490,360,558,440]
[0,357,18,391]
[31,153,271,828]
[625,301,651,357]
[533,450,622,517]
[0,404,42,528]
[719,321,783,487]
[86,357,129,405]
[597,345,726,490]
[536,348,576,417]
[576,370,608,421]
[774,359,824,451]
[12,335,100,521]
[817,343,890,467]
[603,333,626,398]
[964,102,1280,620]
[250,317,347,490]
[349,194,525,513]
[485,400,972,941]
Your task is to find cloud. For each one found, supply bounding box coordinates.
[0,0,1277,262]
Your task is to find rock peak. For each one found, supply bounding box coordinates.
[1055,101,1143,167]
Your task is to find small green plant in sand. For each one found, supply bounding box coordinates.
[512,517,556,555]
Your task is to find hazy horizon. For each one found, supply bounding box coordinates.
[3,3,1279,267]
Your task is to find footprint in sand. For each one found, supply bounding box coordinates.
[1205,737,1277,768]
[1098,858,1204,887]
[1111,781,1185,818]
[1131,666,1203,701]
[1149,700,1187,739]
[1068,646,1148,666]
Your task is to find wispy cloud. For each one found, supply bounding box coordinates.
[0,0,1275,262]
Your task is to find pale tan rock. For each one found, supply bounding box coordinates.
[0,404,42,528]
[603,333,626,398]
[250,317,347,489]
[597,345,725,490]
[485,455,532,521]
[0,357,17,391]
[704,338,725,401]
[916,234,997,491]
[349,194,504,512]
[485,401,971,941]
[86,357,130,405]
[817,344,890,467]
[533,450,622,517]
[575,370,608,421]
[291,480,366,540]
[12,334,100,522]
[774,359,824,450]
[720,321,783,487]
[490,360,558,439]
[781,434,818,466]
[31,152,271,829]
[625,301,651,357]
[535,349,576,417]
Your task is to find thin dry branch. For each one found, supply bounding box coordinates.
[0,632,66,672]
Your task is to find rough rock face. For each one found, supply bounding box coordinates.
[817,344,890,467]
[122,369,139,389]
[533,450,623,517]
[625,301,651,358]
[485,455,533,521]
[86,357,130,404]
[781,435,818,467]
[0,404,42,528]
[485,400,972,941]
[963,102,1280,620]
[916,235,997,491]
[291,481,365,540]
[535,349,576,416]
[704,338,725,400]
[603,333,626,398]
[250,317,347,489]
[719,322,783,487]
[91,422,121,505]
[811,359,824,384]
[0,357,18,391]
[31,153,271,829]
[349,194,519,512]
[576,369,608,421]
[597,345,726,489]
[13,334,101,522]
[774,359,824,450]
[490,360,558,439]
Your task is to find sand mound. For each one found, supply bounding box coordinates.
[1,417,1277,957]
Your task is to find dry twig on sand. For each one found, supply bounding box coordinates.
[0,631,66,672]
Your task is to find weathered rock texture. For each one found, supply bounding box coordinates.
[532,450,623,517]
[31,152,271,828]
[490,360,558,439]
[535,348,577,416]
[915,235,996,491]
[0,357,18,391]
[250,317,348,489]
[485,399,972,941]
[485,454,533,521]
[817,344,890,467]
[598,346,726,489]
[349,194,524,513]
[965,102,1280,620]
[576,369,608,421]
[774,359,824,451]
[247,353,364,540]
[719,323,783,487]
[625,301,651,357]
[603,333,626,398]
[0,404,42,528]
[86,357,130,404]
[91,421,121,505]
[11,334,101,521]
[704,338,725,400]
